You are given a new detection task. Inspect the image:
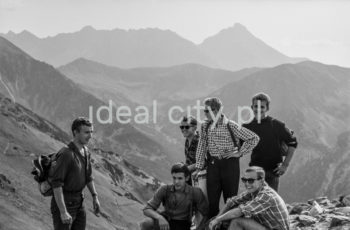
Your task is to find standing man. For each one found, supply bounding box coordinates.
[195,97,259,218]
[140,163,209,230]
[49,117,100,230]
[180,115,199,184]
[243,92,298,191]
[208,166,290,230]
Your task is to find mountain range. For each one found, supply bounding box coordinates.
[0,36,178,183]
[2,23,306,71]
[0,23,349,229]
[57,48,350,202]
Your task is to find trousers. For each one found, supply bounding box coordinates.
[206,157,240,218]
[51,194,86,230]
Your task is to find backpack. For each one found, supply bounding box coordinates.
[31,144,88,197]
[31,152,61,197]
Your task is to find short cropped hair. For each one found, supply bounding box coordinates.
[204,97,222,112]
[71,117,92,136]
[171,162,190,177]
[181,115,197,126]
[245,166,265,180]
[252,92,271,110]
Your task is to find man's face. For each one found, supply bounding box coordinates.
[180,121,196,139]
[204,105,216,121]
[242,171,263,194]
[252,100,269,119]
[74,125,93,145]
[172,172,188,191]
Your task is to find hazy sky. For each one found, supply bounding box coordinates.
[1,0,350,67]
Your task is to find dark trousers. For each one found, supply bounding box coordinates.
[206,157,240,218]
[154,218,191,230]
[265,170,280,192]
[51,195,86,230]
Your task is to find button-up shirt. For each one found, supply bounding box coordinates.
[50,142,93,193]
[195,115,259,170]
[229,183,290,230]
[143,184,208,220]
[184,132,199,166]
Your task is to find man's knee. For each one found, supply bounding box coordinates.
[139,218,155,230]
[228,218,244,230]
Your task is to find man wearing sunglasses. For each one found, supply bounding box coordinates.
[194,97,259,219]
[179,116,199,185]
[208,166,290,230]
[243,92,298,192]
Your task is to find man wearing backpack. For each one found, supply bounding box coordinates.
[243,92,298,192]
[49,117,100,230]
[194,97,259,219]
[139,163,209,230]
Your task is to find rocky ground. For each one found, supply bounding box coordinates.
[289,196,350,230]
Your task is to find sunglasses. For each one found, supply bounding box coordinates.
[180,125,191,130]
[241,177,261,184]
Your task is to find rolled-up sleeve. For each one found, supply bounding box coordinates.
[279,122,298,148]
[229,121,259,155]
[49,149,72,188]
[239,194,271,218]
[143,185,167,211]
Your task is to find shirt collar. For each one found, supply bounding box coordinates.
[170,184,190,194]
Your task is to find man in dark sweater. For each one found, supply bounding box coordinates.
[243,93,298,191]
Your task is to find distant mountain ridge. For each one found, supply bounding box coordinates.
[199,23,306,71]
[1,23,306,71]
[1,26,216,68]
[58,57,260,105]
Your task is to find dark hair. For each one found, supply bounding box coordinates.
[252,92,271,110]
[171,162,190,177]
[181,115,197,126]
[245,166,265,180]
[71,117,92,136]
[204,97,222,112]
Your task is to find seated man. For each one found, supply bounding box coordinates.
[209,166,290,230]
[140,163,209,230]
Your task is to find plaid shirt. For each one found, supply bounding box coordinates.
[229,183,290,230]
[184,132,199,166]
[195,115,259,170]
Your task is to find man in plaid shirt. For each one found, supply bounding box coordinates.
[208,166,290,230]
[194,97,259,218]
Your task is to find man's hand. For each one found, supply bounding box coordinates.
[93,196,101,216]
[60,211,72,225]
[208,218,221,230]
[157,215,170,230]
[192,169,200,180]
[273,163,288,176]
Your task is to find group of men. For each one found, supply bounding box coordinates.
[140,92,298,230]
[47,92,297,230]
